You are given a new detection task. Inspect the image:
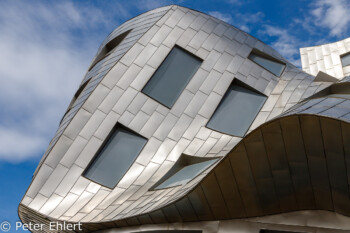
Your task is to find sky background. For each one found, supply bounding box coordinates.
[0,0,349,232]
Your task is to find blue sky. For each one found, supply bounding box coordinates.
[0,0,349,232]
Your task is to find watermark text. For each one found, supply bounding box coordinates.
[1,221,82,231]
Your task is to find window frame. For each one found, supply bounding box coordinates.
[83,123,148,189]
[248,49,286,77]
[141,45,203,109]
[340,51,350,67]
[206,78,267,137]
[150,154,219,191]
[88,29,132,72]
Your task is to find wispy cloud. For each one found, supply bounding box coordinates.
[209,11,264,33]
[310,0,350,37]
[0,1,114,162]
[225,0,245,6]
[259,25,302,67]
[208,11,233,24]
[235,12,264,32]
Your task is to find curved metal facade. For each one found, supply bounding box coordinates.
[19,5,350,233]
[301,38,350,79]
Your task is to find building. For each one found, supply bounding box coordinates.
[18,5,350,233]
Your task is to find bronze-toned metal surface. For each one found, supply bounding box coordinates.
[18,108,350,232]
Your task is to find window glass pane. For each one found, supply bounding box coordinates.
[341,53,350,67]
[142,46,202,108]
[89,29,132,71]
[155,159,218,190]
[207,82,266,137]
[249,53,285,77]
[84,127,147,189]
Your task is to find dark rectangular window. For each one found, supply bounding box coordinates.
[248,51,285,77]
[84,125,147,189]
[207,80,266,137]
[341,53,350,67]
[152,154,218,190]
[155,160,217,190]
[142,46,202,108]
[89,29,132,71]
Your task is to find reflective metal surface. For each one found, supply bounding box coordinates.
[18,4,350,233]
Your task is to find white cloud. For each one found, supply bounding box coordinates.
[0,1,113,162]
[239,25,250,33]
[310,0,350,37]
[208,11,233,24]
[208,11,264,33]
[225,0,244,6]
[260,25,301,67]
[235,12,264,32]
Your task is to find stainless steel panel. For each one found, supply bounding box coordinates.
[168,114,193,141]
[94,111,121,141]
[97,187,126,210]
[183,115,208,140]
[135,137,162,166]
[201,50,221,72]
[167,138,191,162]
[28,194,48,211]
[120,43,145,66]
[140,111,165,138]
[70,177,90,196]
[151,138,177,164]
[171,90,195,117]
[112,88,138,115]
[117,64,142,90]
[176,27,197,49]
[178,12,196,30]
[80,110,106,140]
[189,30,209,50]
[186,68,209,94]
[64,108,92,140]
[154,113,178,141]
[128,111,150,132]
[213,53,234,73]
[55,164,84,197]
[75,136,103,168]
[40,194,64,215]
[165,9,186,28]
[198,92,222,118]
[39,164,69,197]
[65,191,95,217]
[141,98,159,116]
[50,193,79,218]
[99,86,124,113]
[138,25,160,46]
[134,43,158,67]
[201,19,217,34]
[147,45,171,69]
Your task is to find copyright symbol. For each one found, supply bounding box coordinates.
[0,221,10,232]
